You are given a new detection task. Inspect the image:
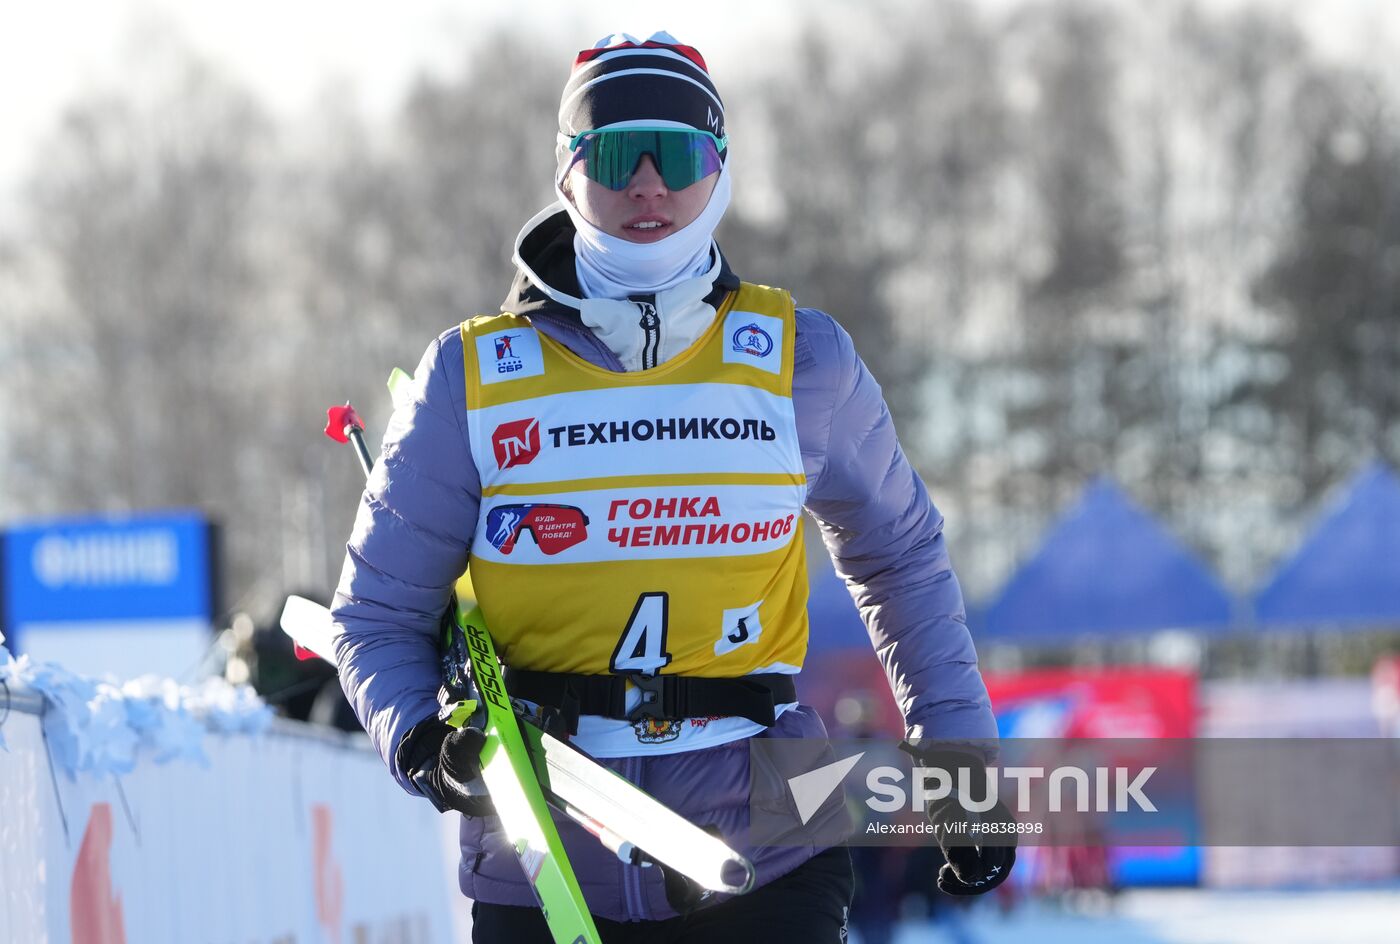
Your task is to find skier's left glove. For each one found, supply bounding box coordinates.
[395,713,493,817]
[904,743,1016,897]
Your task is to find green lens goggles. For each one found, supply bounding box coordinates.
[566,127,727,192]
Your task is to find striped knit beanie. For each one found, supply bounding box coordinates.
[557,32,727,156]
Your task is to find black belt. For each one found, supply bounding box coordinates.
[502,668,797,734]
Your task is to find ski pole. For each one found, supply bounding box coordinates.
[322,398,603,943]
[323,402,374,478]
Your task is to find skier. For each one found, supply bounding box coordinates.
[331,31,1012,942]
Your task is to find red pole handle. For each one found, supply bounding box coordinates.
[324,402,364,444]
[325,402,374,477]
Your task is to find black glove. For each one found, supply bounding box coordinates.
[395,714,493,817]
[906,745,1016,897]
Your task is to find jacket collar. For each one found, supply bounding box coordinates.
[502,203,740,323]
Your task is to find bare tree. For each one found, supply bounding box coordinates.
[1257,66,1400,494]
[6,49,271,567]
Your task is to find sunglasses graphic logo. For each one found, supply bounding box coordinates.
[486,503,589,556]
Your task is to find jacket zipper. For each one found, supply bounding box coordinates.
[635,296,660,370]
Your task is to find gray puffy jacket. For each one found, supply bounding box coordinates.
[330,210,996,921]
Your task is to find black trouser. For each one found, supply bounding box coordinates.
[470,846,854,943]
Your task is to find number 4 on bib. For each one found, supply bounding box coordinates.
[611,592,672,675]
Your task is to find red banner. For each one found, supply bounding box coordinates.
[984,667,1198,739]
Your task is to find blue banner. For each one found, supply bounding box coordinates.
[3,511,213,628]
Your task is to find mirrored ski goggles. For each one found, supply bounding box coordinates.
[564,128,727,191]
[485,503,590,556]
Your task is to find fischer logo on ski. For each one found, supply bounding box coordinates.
[465,619,510,714]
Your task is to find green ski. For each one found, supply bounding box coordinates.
[458,604,601,943]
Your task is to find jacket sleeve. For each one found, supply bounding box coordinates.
[330,328,481,794]
[796,308,997,744]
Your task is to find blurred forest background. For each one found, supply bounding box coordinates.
[1,0,1397,622]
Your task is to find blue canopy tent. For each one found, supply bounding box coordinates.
[1253,461,1400,630]
[980,478,1235,641]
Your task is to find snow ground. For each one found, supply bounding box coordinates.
[861,887,1400,944]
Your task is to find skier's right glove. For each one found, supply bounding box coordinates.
[395,712,494,817]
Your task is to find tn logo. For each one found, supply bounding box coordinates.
[491,417,541,469]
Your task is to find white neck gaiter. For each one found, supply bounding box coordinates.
[556,166,732,300]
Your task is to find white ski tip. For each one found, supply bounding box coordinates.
[279,594,340,668]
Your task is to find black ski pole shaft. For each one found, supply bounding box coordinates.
[346,427,374,478]
[324,402,374,477]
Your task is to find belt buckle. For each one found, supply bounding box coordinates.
[626,674,668,722]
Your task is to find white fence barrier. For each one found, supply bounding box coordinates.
[0,681,469,944]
